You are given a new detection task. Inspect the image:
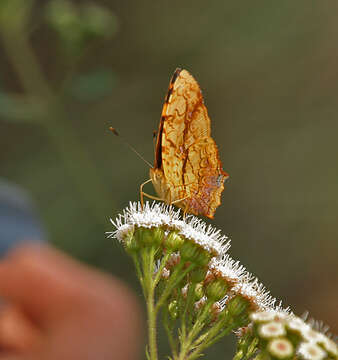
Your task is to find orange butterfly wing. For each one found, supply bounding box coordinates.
[150,68,228,218]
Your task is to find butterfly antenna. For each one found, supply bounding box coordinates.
[109,127,153,168]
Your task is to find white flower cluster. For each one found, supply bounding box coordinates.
[109,201,337,360]
[251,310,338,360]
[108,201,230,256]
[210,255,291,313]
[109,202,292,312]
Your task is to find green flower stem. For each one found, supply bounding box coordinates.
[146,282,158,360]
[163,303,178,359]
[198,313,244,350]
[155,262,196,312]
[176,300,213,360]
[188,324,234,360]
[140,249,151,294]
[140,246,158,360]
[188,300,213,339]
[131,253,144,292]
[198,323,234,351]
[233,349,245,360]
[190,297,250,355]
[233,337,259,360]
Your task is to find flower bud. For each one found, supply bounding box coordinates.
[211,302,222,322]
[180,240,211,266]
[195,283,204,300]
[227,295,250,317]
[220,296,250,329]
[165,231,184,251]
[205,278,228,301]
[134,226,164,248]
[258,321,286,339]
[124,231,139,254]
[181,284,188,299]
[166,253,181,269]
[267,338,294,359]
[194,297,206,311]
[168,300,178,319]
[161,267,170,280]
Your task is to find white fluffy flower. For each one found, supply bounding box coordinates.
[232,277,287,312]
[320,336,338,357]
[298,342,327,360]
[302,328,326,344]
[259,321,286,338]
[267,338,294,358]
[210,255,290,314]
[251,310,288,322]
[108,201,230,256]
[287,316,311,333]
[209,254,247,285]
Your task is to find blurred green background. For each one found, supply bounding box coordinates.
[0,0,337,357]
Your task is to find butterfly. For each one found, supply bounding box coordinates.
[141,68,229,218]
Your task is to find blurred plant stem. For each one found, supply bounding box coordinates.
[0,1,114,224]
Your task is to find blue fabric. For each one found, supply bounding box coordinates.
[0,179,46,257]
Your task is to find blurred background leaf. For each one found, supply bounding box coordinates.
[0,0,337,358]
[66,68,117,101]
[45,0,118,53]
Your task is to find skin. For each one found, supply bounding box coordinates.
[0,244,142,360]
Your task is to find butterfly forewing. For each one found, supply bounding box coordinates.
[150,68,228,218]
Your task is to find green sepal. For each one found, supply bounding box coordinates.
[134,226,164,248]
[190,266,208,283]
[205,277,229,301]
[227,295,250,317]
[165,231,184,251]
[180,240,211,266]
[124,230,139,254]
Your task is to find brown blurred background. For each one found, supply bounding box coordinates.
[0,0,337,358]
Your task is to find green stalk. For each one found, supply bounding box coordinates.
[146,281,158,360]
[0,6,113,224]
[140,246,158,360]
[176,300,213,360]
[162,300,178,358]
[233,349,245,360]
[131,253,144,292]
[188,324,234,360]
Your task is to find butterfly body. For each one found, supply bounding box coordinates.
[150,68,228,219]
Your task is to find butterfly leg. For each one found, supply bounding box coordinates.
[140,179,163,209]
[170,196,190,219]
[170,196,189,205]
[183,202,189,220]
